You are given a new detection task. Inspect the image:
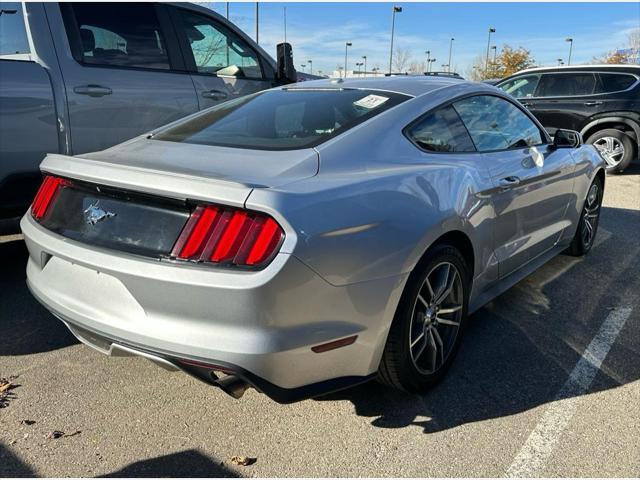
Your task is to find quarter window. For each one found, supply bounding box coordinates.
[497,75,540,99]
[596,73,637,93]
[178,10,262,79]
[0,2,29,56]
[406,106,475,152]
[536,73,596,97]
[454,95,544,152]
[67,3,170,70]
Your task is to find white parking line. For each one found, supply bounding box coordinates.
[506,306,633,478]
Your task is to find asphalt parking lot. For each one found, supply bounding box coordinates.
[1,166,639,477]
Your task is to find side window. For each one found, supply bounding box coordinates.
[0,2,30,56]
[596,73,637,93]
[178,10,262,79]
[497,75,540,99]
[406,106,476,153]
[67,3,170,70]
[454,95,544,152]
[536,73,596,97]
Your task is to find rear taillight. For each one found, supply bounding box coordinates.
[31,175,71,220]
[171,205,284,268]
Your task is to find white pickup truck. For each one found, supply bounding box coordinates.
[0,2,297,228]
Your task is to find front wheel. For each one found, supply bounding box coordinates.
[378,244,470,392]
[566,176,603,257]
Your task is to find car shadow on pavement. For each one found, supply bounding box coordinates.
[101,449,240,478]
[0,238,78,356]
[317,205,640,433]
[0,444,37,477]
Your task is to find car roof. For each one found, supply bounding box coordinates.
[513,64,640,75]
[282,76,475,98]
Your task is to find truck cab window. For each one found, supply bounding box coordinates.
[178,10,262,79]
[67,3,170,70]
[0,2,30,56]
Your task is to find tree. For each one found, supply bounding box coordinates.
[469,45,535,80]
[408,61,426,74]
[593,28,640,64]
[392,47,412,73]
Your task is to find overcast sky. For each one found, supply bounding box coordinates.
[206,2,639,75]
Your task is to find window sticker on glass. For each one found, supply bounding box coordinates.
[354,94,389,110]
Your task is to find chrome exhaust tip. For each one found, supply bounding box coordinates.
[215,374,250,399]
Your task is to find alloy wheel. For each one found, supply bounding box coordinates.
[581,183,600,248]
[593,137,625,168]
[409,261,463,375]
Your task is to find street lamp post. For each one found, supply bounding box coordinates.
[557,58,563,66]
[425,50,431,72]
[356,62,363,76]
[344,42,352,78]
[283,6,286,43]
[389,5,402,74]
[448,38,454,73]
[226,2,229,19]
[308,60,313,76]
[300,64,306,73]
[566,37,573,65]
[485,27,495,72]
[428,58,436,72]
[362,56,367,77]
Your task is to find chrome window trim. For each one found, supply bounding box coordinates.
[499,71,640,100]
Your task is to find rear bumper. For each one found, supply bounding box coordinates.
[21,214,407,401]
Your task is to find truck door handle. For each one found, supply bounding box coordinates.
[73,85,112,97]
[583,101,603,106]
[201,90,228,100]
[498,176,521,189]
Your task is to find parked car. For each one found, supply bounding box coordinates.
[496,65,640,173]
[22,76,605,403]
[0,2,296,224]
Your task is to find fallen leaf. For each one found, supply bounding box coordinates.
[46,430,65,439]
[230,456,256,466]
[0,382,12,393]
[20,420,36,426]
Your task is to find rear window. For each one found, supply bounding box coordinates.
[0,2,29,56]
[596,73,637,93]
[153,89,410,150]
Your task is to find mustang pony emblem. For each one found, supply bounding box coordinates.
[84,201,116,225]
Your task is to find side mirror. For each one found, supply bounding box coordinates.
[276,42,297,85]
[553,129,582,149]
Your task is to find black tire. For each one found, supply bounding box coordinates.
[566,176,603,257]
[378,244,470,392]
[586,128,636,174]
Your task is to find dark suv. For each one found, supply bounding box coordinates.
[496,65,640,173]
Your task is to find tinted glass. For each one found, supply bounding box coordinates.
[0,2,29,55]
[69,3,170,70]
[407,106,475,152]
[154,89,410,150]
[179,10,262,78]
[454,95,544,152]
[536,73,596,97]
[497,75,540,98]
[596,73,637,93]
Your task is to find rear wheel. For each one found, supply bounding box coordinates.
[566,176,603,257]
[379,245,470,392]
[586,129,636,174]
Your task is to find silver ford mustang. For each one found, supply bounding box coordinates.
[22,77,605,403]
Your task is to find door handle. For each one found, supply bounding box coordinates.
[73,85,112,97]
[583,101,603,106]
[201,90,228,100]
[498,176,521,189]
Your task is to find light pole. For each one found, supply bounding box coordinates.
[372,67,379,77]
[448,38,454,73]
[441,64,449,72]
[255,2,259,44]
[300,64,306,73]
[356,62,362,76]
[344,41,352,78]
[308,60,313,76]
[362,55,367,76]
[283,6,286,43]
[557,58,563,66]
[428,58,436,73]
[389,5,402,74]
[566,37,573,65]
[491,45,497,63]
[225,2,229,19]
[425,50,431,72]
[485,27,495,72]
